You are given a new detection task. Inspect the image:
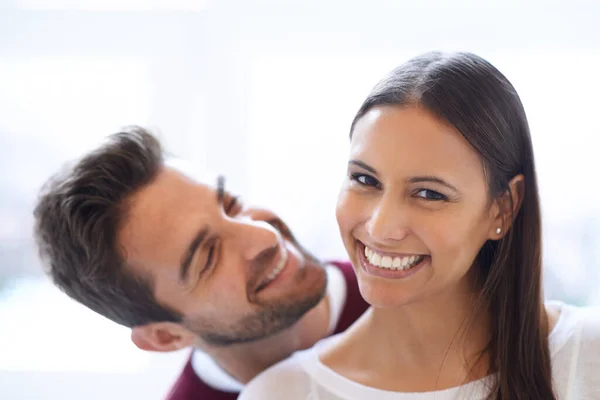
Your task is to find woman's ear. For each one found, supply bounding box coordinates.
[490,174,525,239]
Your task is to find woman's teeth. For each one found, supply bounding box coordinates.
[364,246,424,271]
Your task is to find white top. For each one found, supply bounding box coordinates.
[190,264,348,392]
[239,301,600,400]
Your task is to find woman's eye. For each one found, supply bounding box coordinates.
[415,189,447,201]
[350,173,380,188]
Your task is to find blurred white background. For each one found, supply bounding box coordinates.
[0,0,599,399]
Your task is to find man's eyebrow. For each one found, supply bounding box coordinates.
[217,175,225,206]
[180,226,209,284]
[407,176,459,192]
[349,160,377,174]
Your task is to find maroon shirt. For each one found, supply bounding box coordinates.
[164,261,368,400]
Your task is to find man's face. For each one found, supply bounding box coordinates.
[119,164,327,346]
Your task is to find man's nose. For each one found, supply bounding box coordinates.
[232,218,281,262]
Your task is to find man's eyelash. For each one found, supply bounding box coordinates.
[198,239,217,281]
[206,244,215,268]
[226,196,239,213]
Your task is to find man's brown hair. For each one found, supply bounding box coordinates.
[34,127,182,327]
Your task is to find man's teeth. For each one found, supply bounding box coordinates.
[266,247,288,281]
[364,246,424,271]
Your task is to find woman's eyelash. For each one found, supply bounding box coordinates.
[415,189,448,201]
[349,173,448,201]
[350,173,380,187]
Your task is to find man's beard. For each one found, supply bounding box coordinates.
[184,220,328,347]
[186,285,325,346]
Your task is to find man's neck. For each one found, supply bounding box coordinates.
[203,293,330,384]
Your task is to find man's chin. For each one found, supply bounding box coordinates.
[194,278,327,347]
[194,227,328,347]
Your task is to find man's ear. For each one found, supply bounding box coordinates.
[131,322,196,352]
[490,174,525,239]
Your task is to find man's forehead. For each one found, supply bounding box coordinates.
[125,158,219,230]
[164,157,219,187]
[163,158,245,203]
[120,159,218,267]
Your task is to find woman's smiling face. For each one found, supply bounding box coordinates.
[336,105,502,308]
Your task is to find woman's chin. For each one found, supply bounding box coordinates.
[357,281,419,309]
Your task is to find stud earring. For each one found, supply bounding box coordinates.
[496,227,502,235]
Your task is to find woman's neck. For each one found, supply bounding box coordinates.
[321,281,491,392]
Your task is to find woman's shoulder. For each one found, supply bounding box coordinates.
[239,337,337,400]
[575,303,600,345]
[549,301,600,334]
[548,300,600,364]
[239,357,310,400]
[548,301,600,397]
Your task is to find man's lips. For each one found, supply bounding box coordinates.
[255,246,289,293]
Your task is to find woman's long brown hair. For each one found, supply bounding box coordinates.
[350,52,555,399]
